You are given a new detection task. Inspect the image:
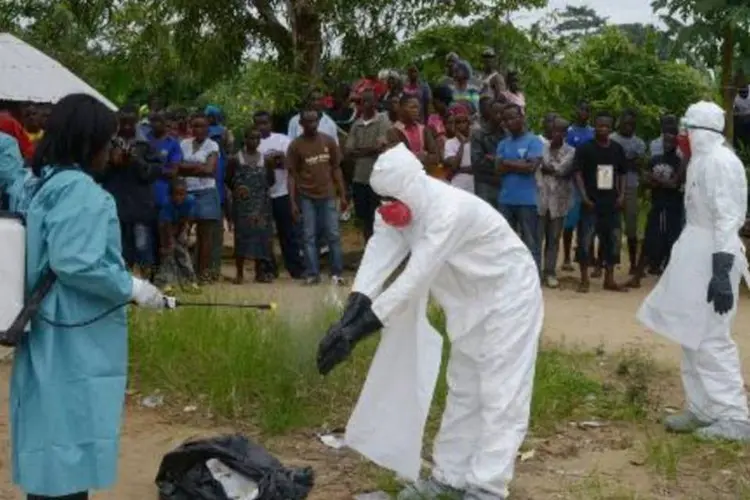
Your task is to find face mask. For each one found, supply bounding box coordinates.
[678,118,724,160]
[378,200,412,228]
[676,132,691,160]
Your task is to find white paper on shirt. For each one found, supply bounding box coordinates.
[596,164,614,190]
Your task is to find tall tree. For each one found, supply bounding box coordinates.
[167,0,548,81]
[554,5,608,38]
[653,0,750,140]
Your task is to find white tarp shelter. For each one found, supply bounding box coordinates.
[0,33,117,110]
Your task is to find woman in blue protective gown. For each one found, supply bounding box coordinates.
[0,94,169,500]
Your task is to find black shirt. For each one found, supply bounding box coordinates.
[101,138,161,224]
[648,152,683,205]
[574,140,627,209]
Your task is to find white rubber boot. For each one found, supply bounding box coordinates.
[396,477,463,499]
[695,420,750,442]
[663,411,711,433]
[463,486,507,499]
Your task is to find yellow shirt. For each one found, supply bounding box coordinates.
[28,130,43,143]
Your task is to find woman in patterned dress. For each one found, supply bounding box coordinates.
[226,126,275,284]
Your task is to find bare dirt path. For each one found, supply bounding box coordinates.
[0,268,748,499]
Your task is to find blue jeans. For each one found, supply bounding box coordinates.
[539,213,564,277]
[190,187,221,221]
[300,196,344,277]
[270,195,305,278]
[474,181,499,209]
[565,189,581,230]
[121,222,155,268]
[498,204,541,270]
[133,223,154,267]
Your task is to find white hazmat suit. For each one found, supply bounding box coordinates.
[342,143,544,498]
[637,101,750,441]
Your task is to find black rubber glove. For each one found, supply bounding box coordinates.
[707,252,735,315]
[317,292,383,375]
[337,292,368,329]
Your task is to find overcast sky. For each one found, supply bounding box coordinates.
[511,0,664,28]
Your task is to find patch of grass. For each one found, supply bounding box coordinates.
[642,427,750,500]
[129,297,657,439]
[569,474,642,500]
[642,431,696,481]
[373,469,403,496]
[529,345,659,433]
[530,348,602,432]
[598,347,661,421]
[129,297,376,433]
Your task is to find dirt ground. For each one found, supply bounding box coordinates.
[0,264,749,499]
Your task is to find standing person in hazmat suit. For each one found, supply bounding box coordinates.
[0,94,171,500]
[317,128,544,499]
[637,101,750,441]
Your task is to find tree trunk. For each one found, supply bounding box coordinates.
[721,22,735,142]
[288,0,323,80]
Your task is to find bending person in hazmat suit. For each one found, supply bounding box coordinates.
[317,128,544,499]
[638,101,750,441]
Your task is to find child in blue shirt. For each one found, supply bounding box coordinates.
[154,179,199,293]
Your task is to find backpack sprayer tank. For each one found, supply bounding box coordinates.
[0,213,28,338]
[0,169,66,347]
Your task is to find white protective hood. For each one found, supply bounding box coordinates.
[369,143,430,213]
[683,101,726,156]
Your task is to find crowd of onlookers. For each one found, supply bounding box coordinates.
[8,51,745,293]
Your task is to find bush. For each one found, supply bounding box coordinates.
[129,299,655,436]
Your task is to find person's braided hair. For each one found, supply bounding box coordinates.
[32,93,118,177]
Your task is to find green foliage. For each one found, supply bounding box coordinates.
[390,22,710,139]
[532,28,712,139]
[199,62,304,130]
[651,0,750,66]
[325,0,547,81]
[554,5,608,37]
[0,0,718,139]
[0,0,549,107]
[393,19,543,81]
[653,0,750,140]
[653,0,750,74]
